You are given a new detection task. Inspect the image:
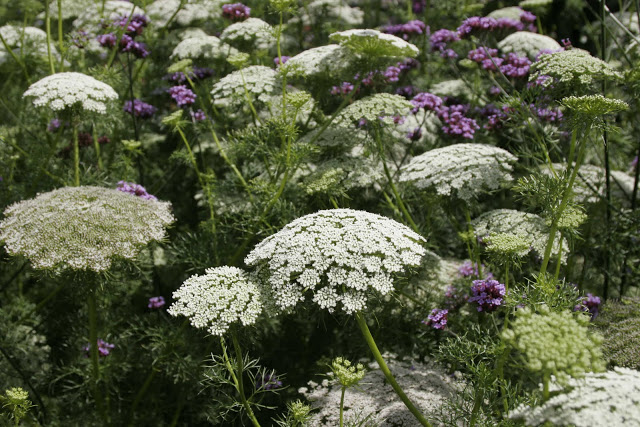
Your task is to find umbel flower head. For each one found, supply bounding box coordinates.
[399,143,517,201]
[168,266,263,336]
[170,34,239,61]
[509,367,640,426]
[331,357,366,388]
[529,48,622,90]
[245,209,426,314]
[329,29,419,58]
[561,94,628,117]
[283,44,353,78]
[334,93,413,127]
[219,17,275,51]
[497,31,561,59]
[0,186,175,272]
[501,305,605,381]
[0,25,61,65]
[23,72,118,114]
[210,65,280,108]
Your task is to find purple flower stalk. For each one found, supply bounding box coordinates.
[148,296,166,309]
[469,279,506,312]
[499,53,531,78]
[273,55,290,66]
[123,99,157,119]
[331,82,354,95]
[168,85,196,107]
[191,109,206,121]
[574,293,601,319]
[116,181,158,201]
[429,29,460,52]
[384,65,402,82]
[383,20,427,40]
[423,308,448,329]
[47,118,62,132]
[410,92,443,112]
[437,106,479,139]
[222,3,251,21]
[458,260,493,279]
[406,127,423,141]
[83,339,115,357]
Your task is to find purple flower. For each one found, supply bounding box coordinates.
[489,86,501,96]
[222,3,251,21]
[574,293,601,319]
[273,55,290,66]
[410,92,443,112]
[169,67,214,84]
[123,99,157,119]
[382,20,427,40]
[47,118,62,132]
[168,85,196,107]
[423,308,448,330]
[115,14,150,36]
[190,109,206,121]
[396,85,417,97]
[116,181,158,200]
[148,296,165,309]
[469,279,506,312]
[499,53,531,78]
[632,156,638,170]
[258,373,282,391]
[119,35,149,58]
[97,33,117,48]
[331,82,354,95]
[429,29,460,52]
[437,106,479,139]
[406,127,423,141]
[457,16,522,38]
[561,38,572,49]
[83,339,115,357]
[520,10,536,24]
[384,65,402,82]
[458,260,493,279]
[71,30,90,49]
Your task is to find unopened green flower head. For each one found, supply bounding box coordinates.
[269,0,296,12]
[167,58,193,74]
[561,94,628,117]
[329,29,419,58]
[501,305,605,381]
[0,186,175,272]
[485,232,531,258]
[332,357,366,388]
[554,205,587,231]
[162,110,187,129]
[288,399,312,422]
[285,91,312,109]
[227,52,250,68]
[1,387,32,424]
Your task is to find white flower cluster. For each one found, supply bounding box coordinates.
[245,209,426,314]
[210,65,280,108]
[530,48,622,88]
[509,367,640,426]
[335,93,413,127]
[300,123,370,147]
[399,143,518,201]
[147,0,223,27]
[472,209,567,263]
[387,110,441,147]
[44,0,95,20]
[220,18,275,51]
[299,354,462,426]
[330,29,419,58]
[283,44,353,78]
[23,72,118,114]
[168,266,263,336]
[301,156,384,195]
[0,186,175,272]
[487,6,527,20]
[291,0,364,26]
[258,90,316,124]
[0,26,60,65]
[170,35,239,61]
[541,163,635,205]
[429,79,474,101]
[73,0,142,32]
[498,31,562,59]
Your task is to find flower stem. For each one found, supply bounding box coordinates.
[87,291,106,422]
[230,332,261,427]
[354,312,431,427]
[57,0,64,70]
[73,122,80,186]
[44,1,56,74]
[339,386,346,427]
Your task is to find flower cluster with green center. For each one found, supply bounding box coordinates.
[329,29,419,58]
[501,305,605,381]
[168,266,264,336]
[245,209,426,314]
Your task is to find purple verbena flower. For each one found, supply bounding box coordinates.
[331,82,354,95]
[222,3,251,21]
[457,260,493,279]
[384,65,402,82]
[406,127,422,141]
[47,118,62,132]
[116,181,158,201]
[83,339,115,357]
[97,33,117,48]
[499,53,531,78]
[412,0,426,13]
[469,279,506,312]
[574,293,601,320]
[410,92,443,113]
[422,308,448,329]
[429,29,460,52]
[148,296,166,309]
[123,99,157,119]
[168,85,196,107]
[191,109,206,121]
[382,20,427,40]
[273,55,290,66]
[437,106,479,139]
[258,373,282,391]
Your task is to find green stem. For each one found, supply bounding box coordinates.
[230,332,261,427]
[339,386,346,427]
[354,312,431,427]
[464,208,482,279]
[92,125,104,170]
[469,386,484,427]
[127,368,158,426]
[57,0,64,70]
[553,233,563,281]
[44,0,56,74]
[0,31,31,82]
[87,292,106,422]
[73,122,80,186]
[542,372,550,402]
